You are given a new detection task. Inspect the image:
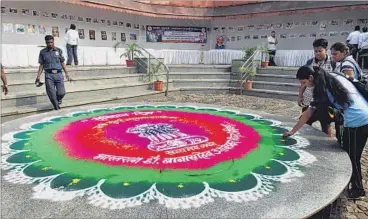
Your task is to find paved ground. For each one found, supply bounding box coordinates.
[141,93,368,219]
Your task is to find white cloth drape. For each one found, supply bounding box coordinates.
[1,44,316,67]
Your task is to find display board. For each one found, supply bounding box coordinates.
[146,26,207,43]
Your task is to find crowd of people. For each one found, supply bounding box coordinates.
[284,37,368,200]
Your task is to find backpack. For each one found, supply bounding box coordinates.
[338,59,368,101]
[306,58,337,71]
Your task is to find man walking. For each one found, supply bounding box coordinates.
[36,35,71,110]
[267,31,278,66]
[1,64,8,95]
[358,26,368,69]
[64,24,79,65]
[346,25,361,60]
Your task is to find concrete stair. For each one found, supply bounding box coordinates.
[235,66,299,101]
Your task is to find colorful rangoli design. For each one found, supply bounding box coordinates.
[2,104,316,209]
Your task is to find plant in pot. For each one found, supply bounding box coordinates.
[114,42,142,67]
[259,43,270,68]
[243,46,258,60]
[144,62,165,91]
[239,65,257,90]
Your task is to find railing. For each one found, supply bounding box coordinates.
[135,44,170,96]
[239,50,261,95]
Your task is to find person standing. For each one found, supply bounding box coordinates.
[36,35,71,110]
[64,24,79,66]
[358,27,368,69]
[1,64,9,95]
[346,25,361,61]
[267,31,278,66]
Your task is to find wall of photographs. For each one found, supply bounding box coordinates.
[210,9,368,50]
[1,1,210,50]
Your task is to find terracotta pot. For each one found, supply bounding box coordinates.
[126,60,135,67]
[244,80,253,90]
[154,80,164,91]
[261,61,269,68]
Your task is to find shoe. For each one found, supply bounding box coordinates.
[346,189,366,200]
[58,100,62,105]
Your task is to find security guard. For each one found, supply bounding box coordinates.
[36,35,71,110]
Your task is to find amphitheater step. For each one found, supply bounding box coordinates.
[231,88,298,101]
[173,79,231,88]
[179,87,230,94]
[1,90,170,122]
[1,82,174,108]
[5,66,137,81]
[168,65,231,73]
[6,74,147,94]
[252,81,299,92]
[169,72,231,80]
[257,67,298,76]
[254,74,298,83]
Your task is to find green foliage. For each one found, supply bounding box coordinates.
[243,46,258,60]
[114,42,143,60]
[239,65,257,81]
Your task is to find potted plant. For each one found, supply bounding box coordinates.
[144,62,165,91]
[243,46,258,60]
[114,42,143,67]
[259,43,270,68]
[239,65,257,90]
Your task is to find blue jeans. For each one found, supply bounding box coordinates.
[66,44,78,65]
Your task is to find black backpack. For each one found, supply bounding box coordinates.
[337,59,368,101]
[306,58,337,71]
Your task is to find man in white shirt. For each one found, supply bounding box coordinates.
[64,24,79,66]
[346,25,361,60]
[358,26,368,69]
[267,31,278,66]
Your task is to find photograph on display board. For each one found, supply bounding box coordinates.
[93,18,99,24]
[15,24,26,34]
[52,27,59,37]
[78,17,84,22]
[274,23,283,29]
[299,33,307,38]
[293,21,300,27]
[1,7,6,14]
[42,12,49,17]
[112,32,117,41]
[221,27,226,33]
[230,36,235,42]
[3,23,14,33]
[305,20,312,26]
[126,23,131,28]
[237,26,244,31]
[343,19,354,26]
[329,31,339,37]
[252,35,259,39]
[89,30,95,40]
[312,21,319,26]
[32,10,40,16]
[299,21,306,26]
[21,9,30,15]
[28,24,37,34]
[78,29,85,39]
[101,19,106,24]
[285,22,293,29]
[340,31,349,36]
[38,25,47,34]
[146,26,207,43]
[51,13,58,19]
[237,36,241,41]
[229,27,235,32]
[141,25,146,31]
[256,24,265,30]
[101,31,107,40]
[266,24,273,30]
[357,18,368,25]
[330,20,340,26]
[260,35,267,39]
[134,24,139,29]
[113,21,118,26]
[69,15,76,20]
[119,22,124,26]
[121,33,126,42]
[310,33,317,38]
[107,20,111,26]
[319,32,327,37]
[207,28,211,32]
[288,33,298,39]
[86,18,92,23]
[244,35,251,40]
[213,27,219,32]
[61,14,68,19]
[130,33,137,40]
[215,36,225,49]
[279,34,287,39]
[247,25,255,31]
[9,8,18,14]
[319,21,327,30]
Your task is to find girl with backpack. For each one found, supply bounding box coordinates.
[284,66,368,200]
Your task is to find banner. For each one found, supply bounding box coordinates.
[146,26,207,43]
